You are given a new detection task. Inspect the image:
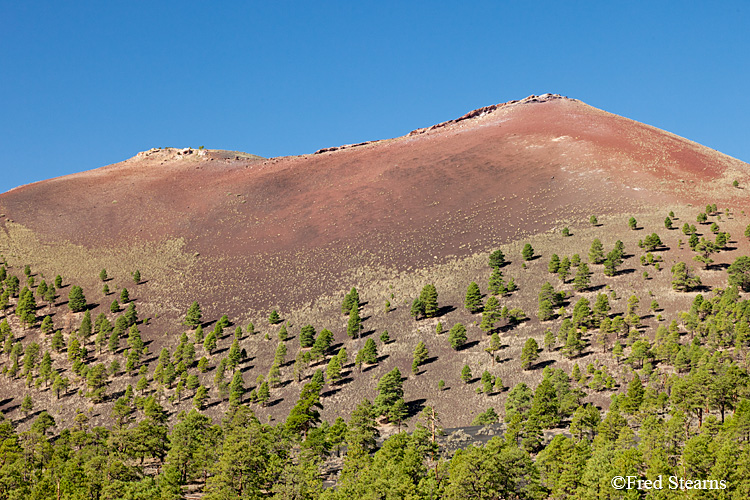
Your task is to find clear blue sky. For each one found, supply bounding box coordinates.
[2,1,749,193]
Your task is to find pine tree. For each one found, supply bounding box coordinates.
[464,282,483,313]
[628,216,637,230]
[488,249,506,269]
[132,269,141,284]
[522,243,535,261]
[665,216,673,229]
[419,284,439,318]
[20,394,33,417]
[360,338,378,364]
[99,269,108,281]
[590,215,598,225]
[488,267,507,295]
[480,295,501,332]
[410,297,425,320]
[326,356,342,384]
[521,338,539,369]
[557,257,571,283]
[229,371,245,407]
[341,287,360,315]
[449,323,468,350]
[548,254,560,273]
[67,286,87,312]
[268,310,281,324]
[203,330,217,354]
[227,339,242,371]
[343,306,360,339]
[185,301,202,327]
[461,365,472,383]
[589,238,605,264]
[374,367,404,419]
[573,263,592,291]
[412,341,429,373]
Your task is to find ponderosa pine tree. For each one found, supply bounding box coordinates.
[300,324,316,347]
[589,238,605,264]
[412,341,429,374]
[728,256,750,291]
[573,263,592,291]
[360,338,378,365]
[628,217,637,230]
[326,356,342,384]
[488,267,506,295]
[419,284,439,318]
[548,254,560,273]
[346,305,362,338]
[460,365,472,383]
[185,301,202,327]
[464,282,483,313]
[665,216,673,229]
[374,367,404,419]
[671,262,701,292]
[488,249,506,269]
[68,286,87,313]
[268,310,281,324]
[341,287,360,314]
[521,338,539,369]
[449,323,467,350]
[522,243,535,261]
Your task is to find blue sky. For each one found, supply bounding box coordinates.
[1,1,749,193]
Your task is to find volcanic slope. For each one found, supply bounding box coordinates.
[0,93,749,427]
[1,94,747,314]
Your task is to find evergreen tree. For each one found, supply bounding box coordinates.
[311,328,333,358]
[548,254,560,273]
[589,238,605,264]
[464,281,483,313]
[665,216,673,229]
[373,367,404,420]
[488,249,506,269]
[326,356,342,384]
[522,243,535,261]
[488,267,507,295]
[346,305,362,338]
[184,301,202,327]
[590,215,598,225]
[419,284,439,318]
[360,338,378,364]
[728,256,750,291]
[480,295,501,332]
[410,297,424,320]
[300,324,317,347]
[412,341,429,373]
[573,263,592,291]
[203,330,217,354]
[521,338,539,369]
[557,257,571,282]
[341,287,360,314]
[229,371,245,407]
[461,365,472,383]
[132,269,141,283]
[449,323,468,350]
[671,262,701,291]
[628,216,637,229]
[99,269,108,281]
[120,288,130,304]
[68,286,87,312]
[268,310,281,324]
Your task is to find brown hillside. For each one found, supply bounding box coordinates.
[1,94,747,313]
[1,94,750,429]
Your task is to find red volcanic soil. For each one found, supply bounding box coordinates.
[1,94,748,310]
